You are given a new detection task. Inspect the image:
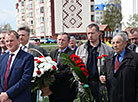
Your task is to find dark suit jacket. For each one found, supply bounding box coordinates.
[49,47,76,102]
[27,43,47,57]
[104,48,138,102]
[0,49,34,102]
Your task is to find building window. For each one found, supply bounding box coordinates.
[40,7,44,13]
[21,16,24,19]
[30,4,32,9]
[30,12,33,17]
[40,17,45,22]
[31,20,33,24]
[91,15,94,21]
[96,12,99,14]
[40,0,44,3]
[91,5,94,11]
[21,9,24,13]
[41,26,44,32]
[30,29,33,34]
[21,1,24,6]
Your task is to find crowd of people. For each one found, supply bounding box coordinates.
[0,23,137,102]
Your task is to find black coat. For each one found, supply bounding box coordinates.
[104,49,138,102]
[49,47,77,102]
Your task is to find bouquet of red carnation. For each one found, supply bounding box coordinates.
[31,56,58,96]
[60,54,94,102]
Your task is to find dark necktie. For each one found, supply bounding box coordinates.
[57,52,62,65]
[115,55,120,72]
[4,54,14,90]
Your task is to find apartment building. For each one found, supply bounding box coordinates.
[16,0,94,39]
[94,3,106,24]
[16,0,51,38]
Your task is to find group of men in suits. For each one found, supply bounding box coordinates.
[0,24,138,102]
[0,26,48,102]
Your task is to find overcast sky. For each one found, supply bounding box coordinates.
[0,0,108,30]
[0,0,17,30]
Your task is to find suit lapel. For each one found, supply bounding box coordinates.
[1,53,9,88]
[107,55,114,80]
[8,49,22,78]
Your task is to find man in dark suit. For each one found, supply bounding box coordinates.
[100,32,138,102]
[49,33,77,102]
[0,30,34,102]
[0,31,8,55]
[17,26,48,57]
[17,26,47,102]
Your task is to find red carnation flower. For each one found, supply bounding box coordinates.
[71,57,76,61]
[75,59,83,65]
[36,70,41,75]
[70,54,80,60]
[39,56,43,58]
[102,54,108,57]
[84,69,88,73]
[70,54,76,58]
[83,71,89,77]
[34,59,38,61]
[77,64,85,67]
[80,67,85,71]
[97,56,102,59]
[36,60,41,64]
[52,65,56,70]
[53,58,57,62]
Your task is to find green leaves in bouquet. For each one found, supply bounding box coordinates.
[60,53,88,84]
[31,69,55,92]
[32,56,58,93]
[60,53,95,102]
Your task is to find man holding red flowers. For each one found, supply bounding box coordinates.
[49,32,77,102]
[100,32,138,102]
[76,23,113,102]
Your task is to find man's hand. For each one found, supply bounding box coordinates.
[99,75,106,83]
[0,92,9,102]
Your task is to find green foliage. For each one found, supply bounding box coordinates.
[101,0,122,31]
[31,70,55,93]
[60,53,89,84]
[60,54,95,102]
[127,14,138,28]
